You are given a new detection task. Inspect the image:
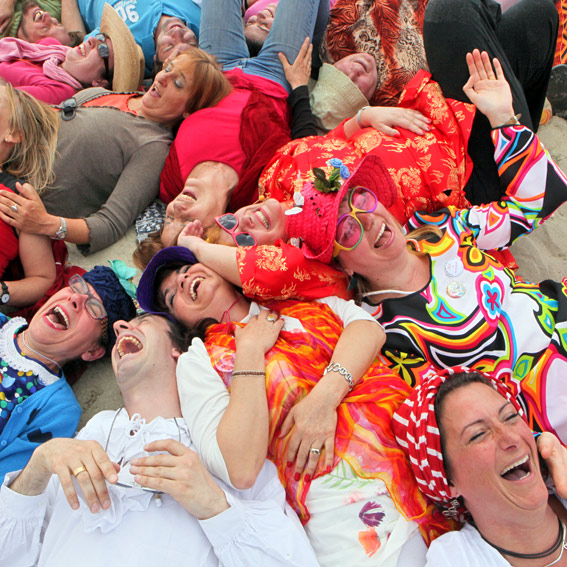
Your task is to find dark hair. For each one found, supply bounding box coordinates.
[152,261,187,313]
[135,312,192,352]
[245,35,263,57]
[434,370,494,478]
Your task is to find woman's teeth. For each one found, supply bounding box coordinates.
[189,277,204,300]
[255,210,269,228]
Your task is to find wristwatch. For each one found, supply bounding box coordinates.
[51,217,67,240]
[0,281,9,305]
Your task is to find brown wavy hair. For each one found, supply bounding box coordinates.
[173,49,232,115]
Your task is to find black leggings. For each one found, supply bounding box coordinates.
[424,0,558,204]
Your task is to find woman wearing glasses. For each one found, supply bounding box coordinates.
[0,264,135,481]
[161,51,567,445]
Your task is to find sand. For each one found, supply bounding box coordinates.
[69,116,567,427]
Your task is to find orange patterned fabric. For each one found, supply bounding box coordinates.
[204,299,452,544]
[321,0,429,106]
[259,70,474,227]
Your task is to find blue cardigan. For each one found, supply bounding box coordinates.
[0,316,81,482]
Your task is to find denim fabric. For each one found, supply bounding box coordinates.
[200,0,329,92]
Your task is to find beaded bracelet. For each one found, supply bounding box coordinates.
[231,370,266,378]
[324,362,354,391]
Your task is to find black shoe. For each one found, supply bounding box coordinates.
[548,64,567,118]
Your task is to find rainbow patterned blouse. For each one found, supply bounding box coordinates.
[367,125,567,441]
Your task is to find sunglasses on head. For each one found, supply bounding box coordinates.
[333,186,378,256]
[94,33,113,83]
[215,213,257,247]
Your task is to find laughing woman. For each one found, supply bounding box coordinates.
[394,368,567,566]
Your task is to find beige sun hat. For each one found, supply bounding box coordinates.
[309,63,369,132]
[99,4,144,92]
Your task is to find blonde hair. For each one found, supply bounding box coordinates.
[3,84,59,192]
[347,225,443,304]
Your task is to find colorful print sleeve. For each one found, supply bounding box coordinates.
[459,125,567,250]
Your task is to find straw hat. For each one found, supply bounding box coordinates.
[100,4,144,92]
[310,63,369,132]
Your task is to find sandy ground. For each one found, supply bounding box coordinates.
[70,116,567,428]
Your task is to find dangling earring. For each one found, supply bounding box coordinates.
[347,273,358,292]
[442,497,463,519]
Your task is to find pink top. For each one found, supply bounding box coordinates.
[159,69,290,208]
[0,58,76,105]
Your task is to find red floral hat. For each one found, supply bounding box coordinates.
[284,154,397,263]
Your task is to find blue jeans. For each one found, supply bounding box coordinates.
[199,0,328,92]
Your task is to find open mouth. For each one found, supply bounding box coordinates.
[116,336,143,358]
[254,209,269,229]
[374,222,393,249]
[76,43,86,57]
[189,276,204,300]
[501,455,531,481]
[45,306,70,330]
[179,188,197,203]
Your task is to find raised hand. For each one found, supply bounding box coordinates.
[462,49,515,128]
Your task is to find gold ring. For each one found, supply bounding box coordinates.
[72,465,88,477]
[309,447,321,456]
[488,75,495,79]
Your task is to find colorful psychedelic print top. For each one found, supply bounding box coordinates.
[364,125,567,441]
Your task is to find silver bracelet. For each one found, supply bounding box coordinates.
[231,370,266,378]
[356,105,371,128]
[324,362,354,391]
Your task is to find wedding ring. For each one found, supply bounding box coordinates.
[72,465,88,477]
[309,447,321,456]
[267,313,278,323]
[10,204,17,213]
[488,75,495,79]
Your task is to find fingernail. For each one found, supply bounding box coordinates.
[325,466,332,474]
[294,472,300,482]
[71,502,79,510]
[286,461,293,468]
[129,465,138,473]
[109,474,118,483]
[91,503,99,513]
[304,474,311,482]
[102,499,111,509]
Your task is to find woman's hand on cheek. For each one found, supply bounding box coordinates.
[537,432,567,498]
[280,388,337,482]
[0,182,58,236]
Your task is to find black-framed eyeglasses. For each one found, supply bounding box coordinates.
[94,33,113,83]
[69,274,107,320]
[215,213,257,247]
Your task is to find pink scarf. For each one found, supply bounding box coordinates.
[0,37,83,90]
